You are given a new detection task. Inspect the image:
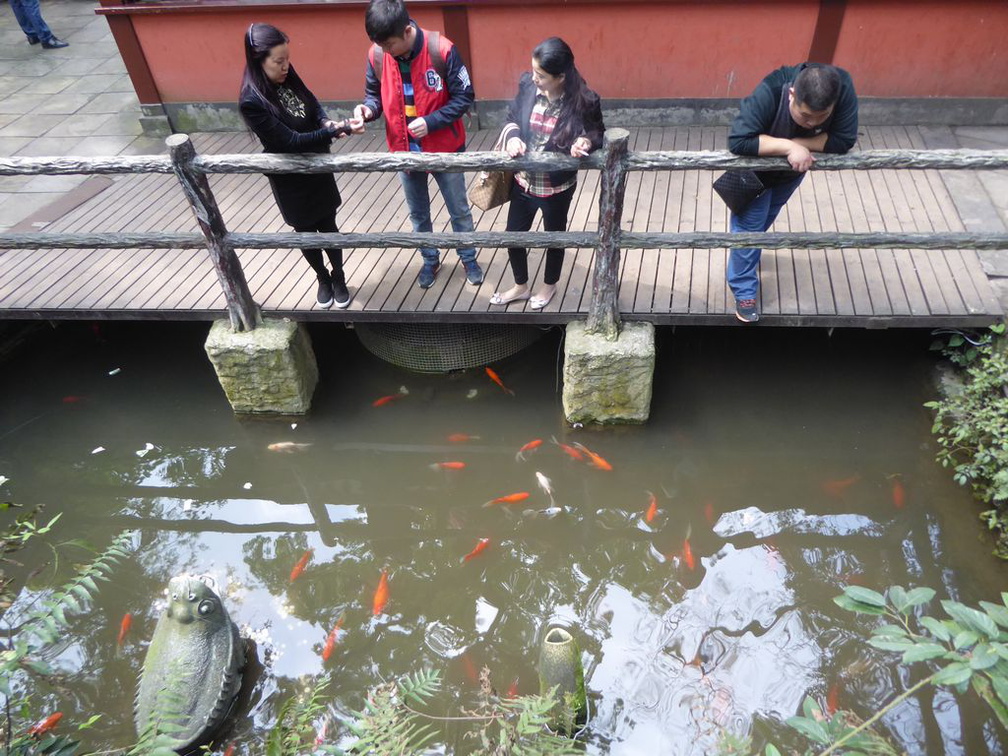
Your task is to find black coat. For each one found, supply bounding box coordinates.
[239,80,341,229]
[502,72,605,186]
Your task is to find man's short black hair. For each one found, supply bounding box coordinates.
[365,0,410,43]
[793,65,842,111]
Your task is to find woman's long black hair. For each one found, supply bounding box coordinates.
[532,37,592,150]
[240,22,311,119]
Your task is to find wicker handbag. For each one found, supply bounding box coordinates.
[713,169,766,214]
[468,132,513,211]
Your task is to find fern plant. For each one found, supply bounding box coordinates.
[267,673,336,756]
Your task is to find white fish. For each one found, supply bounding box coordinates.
[535,471,554,504]
[135,442,155,458]
[0,476,8,486]
[466,389,478,399]
[267,441,312,453]
[108,368,121,376]
[91,446,105,455]
[242,482,252,490]
[290,422,298,430]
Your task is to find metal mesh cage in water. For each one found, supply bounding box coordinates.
[354,322,542,373]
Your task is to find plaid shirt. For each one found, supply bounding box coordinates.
[515,93,576,198]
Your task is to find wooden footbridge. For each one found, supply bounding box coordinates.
[0,126,1005,331]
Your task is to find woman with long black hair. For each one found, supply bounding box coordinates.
[489,37,604,310]
[239,23,352,309]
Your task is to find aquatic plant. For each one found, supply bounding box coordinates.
[266,673,335,756]
[926,323,1008,558]
[750,585,1008,755]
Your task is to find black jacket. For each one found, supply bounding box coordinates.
[239,77,341,229]
[501,72,605,187]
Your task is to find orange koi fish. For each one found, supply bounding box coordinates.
[289,549,313,583]
[372,570,389,616]
[485,367,515,396]
[430,461,466,470]
[890,475,905,509]
[372,393,404,407]
[645,491,658,523]
[822,474,861,498]
[507,677,520,698]
[447,433,480,444]
[223,744,236,756]
[322,615,345,662]
[117,613,132,646]
[515,438,543,462]
[703,499,716,526]
[825,682,840,716]
[27,712,62,737]
[463,537,490,562]
[574,442,613,471]
[681,538,696,571]
[483,492,531,508]
[551,436,584,461]
[62,395,83,404]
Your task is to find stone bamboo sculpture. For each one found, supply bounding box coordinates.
[135,575,245,753]
[537,626,587,734]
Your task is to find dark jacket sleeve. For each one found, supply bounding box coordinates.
[823,70,858,154]
[727,72,782,156]
[362,48,384,121]
[581,90,605,151]
[239,94,334,153]
[500,72,534,144]
[423,45,475,134]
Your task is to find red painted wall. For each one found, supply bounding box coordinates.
[110,0,1008,104]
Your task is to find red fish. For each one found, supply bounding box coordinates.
[463,537,490,562]
[825,682,840,716]
[703,500,716,526]
[372,393,406,407]
[681,538,696,571]
[62,395,83,404]
[322,616,344,662]
[461,653,479,684]
[891,476,905,509]
[552,437,584,462]
[224,745,236,756]
[430,461,466,470]
[372,570,389,616]
[483,492,530,508]
[507,677,520,698]
[290,549,313,583]
[447,433,480,444]
[575,443,613,471]
[822,475,861,498]
[485,367,515,396]
[645,491,658,523]
[27,712,62,737]
[515,438,543,462]
[117,613,132,646]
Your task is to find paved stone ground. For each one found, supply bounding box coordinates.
[0,0,162,232]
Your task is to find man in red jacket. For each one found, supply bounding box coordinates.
[351,0,482,290]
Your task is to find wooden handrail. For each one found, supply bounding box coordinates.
[2,133,1006,336]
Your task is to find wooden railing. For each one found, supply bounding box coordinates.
[1,129,1006,337]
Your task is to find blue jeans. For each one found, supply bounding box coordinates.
[397,170,477,265]
[9,0,53,42]
[726,174,805,300]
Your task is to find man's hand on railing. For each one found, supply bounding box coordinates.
[349,105,372,134]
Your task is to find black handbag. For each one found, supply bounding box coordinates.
[713,170,766,214]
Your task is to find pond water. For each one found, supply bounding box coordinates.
[0,321,1004,755]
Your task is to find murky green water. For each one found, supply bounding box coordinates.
[0,322,1003,754]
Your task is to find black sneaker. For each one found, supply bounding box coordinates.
[41,37,69,49]
[332,278,351,309]
[27,36,40,45]
[316,274,333,309]
[462,259,484,286]
[735,298,759,323]
[418,261,441,289]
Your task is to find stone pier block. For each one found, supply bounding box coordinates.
[204,318,318,415]
[563,321,655,425]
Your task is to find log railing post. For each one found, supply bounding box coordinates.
[586,128,630,340]
[167,134,258,332]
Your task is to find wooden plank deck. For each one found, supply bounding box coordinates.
[0,126,1002,327]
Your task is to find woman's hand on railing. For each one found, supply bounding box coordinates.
[506,137,526,158]
[570,137,592,158]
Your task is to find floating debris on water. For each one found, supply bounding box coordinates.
[242,482,252,490]
[466,389,478,399]
[136,442,155,458]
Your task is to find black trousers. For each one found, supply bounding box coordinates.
[505,183,576,286]
[293,215,343,285]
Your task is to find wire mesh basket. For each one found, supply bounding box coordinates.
[355,322,542,373]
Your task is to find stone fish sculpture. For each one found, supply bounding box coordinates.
[135,575,245,753]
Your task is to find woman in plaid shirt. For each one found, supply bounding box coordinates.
[489,38,604,310]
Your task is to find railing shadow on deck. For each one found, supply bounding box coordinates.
[1,130,1006,337]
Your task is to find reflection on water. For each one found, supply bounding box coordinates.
[0,322,1004,755]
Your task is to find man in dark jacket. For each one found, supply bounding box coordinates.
[726,63,858,322]
[351,0,482,290]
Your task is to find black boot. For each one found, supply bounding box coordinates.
[316,271,333,309]
[331,270,351,309]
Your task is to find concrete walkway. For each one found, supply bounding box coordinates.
[0,0,162,232]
